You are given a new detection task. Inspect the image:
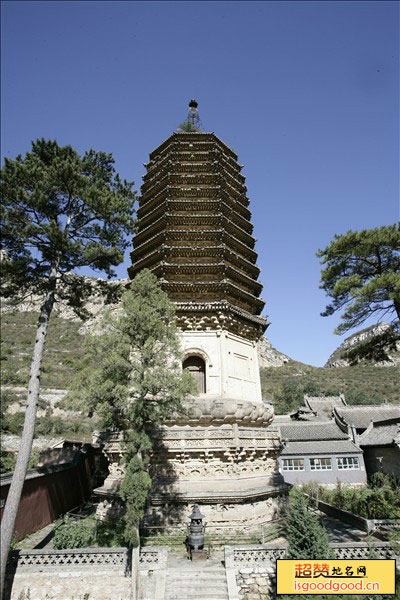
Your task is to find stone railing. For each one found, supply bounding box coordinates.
[225,543,398,600]
[225,544,286,569]
[8,547,129,574]
[8,545,169,574]
[139,546,168,570]
[225,541,397,568]
[333,541,396,560]
[305,494,370,533]
[307,494,400,535]
[368,519,400,531]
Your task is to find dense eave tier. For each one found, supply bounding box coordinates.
[134,213,255,248]
[129,132,267,329]
[141,168,248,201]
[131,244,260,277]
[137,197,252,230]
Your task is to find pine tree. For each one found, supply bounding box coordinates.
[286,486,334,560]
[317,224,400,334]
[69,269,195,545]
[0,139,135,592]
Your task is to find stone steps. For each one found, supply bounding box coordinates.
[165,567,229,600]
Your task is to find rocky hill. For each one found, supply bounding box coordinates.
[257,336,290,368]
[1,276,128,334]
[324,323,400,368]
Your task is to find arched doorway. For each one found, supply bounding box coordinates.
[183,355,206,394]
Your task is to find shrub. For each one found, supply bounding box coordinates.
[346,388,385,405]
[53,516,95,549]
[302,477,400,520]
[5,412,25,435]
[35,412,54,435]
[0,450,17,474]
[95,522,126,547]
[28,449,41,470]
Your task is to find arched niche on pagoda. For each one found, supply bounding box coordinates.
[183,353,207,394]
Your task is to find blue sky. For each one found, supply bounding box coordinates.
[2,1,399,366]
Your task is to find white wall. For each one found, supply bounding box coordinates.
[179,330,262,403]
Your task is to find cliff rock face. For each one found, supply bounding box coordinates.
[325,323,400,368]
[257,336,290,368]
[1,277,128,334]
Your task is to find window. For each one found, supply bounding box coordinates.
[282,459,304,471]
[183,355,206,393]
[310,458,332,470]
[337,457,360,470]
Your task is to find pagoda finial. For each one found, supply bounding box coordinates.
[177,99,202,132]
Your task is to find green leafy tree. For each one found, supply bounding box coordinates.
[345,388,384,405]
[0,451,17,475]
[286,486,334,560]
[280,487,335,600]
[282,486,400,600]
[273,379,324,415]
[274,379,304,415]
[317,224,400,336]
[69,269,195,546]
[0,139,136,592]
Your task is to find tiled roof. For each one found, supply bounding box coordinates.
[334,405,400,430]
[281,440,362,456]
[266,415,292,432]
[305,395,346,419]
[358,418,400,447]
[279,421,349,442]
[271,415,293,423]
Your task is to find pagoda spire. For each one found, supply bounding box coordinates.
[177,99,203,132]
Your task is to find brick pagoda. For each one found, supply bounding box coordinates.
[97,103,286,532]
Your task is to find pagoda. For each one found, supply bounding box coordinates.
[99,102,286,532]
[129,100,268,403]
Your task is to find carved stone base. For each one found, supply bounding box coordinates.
[95,496,125,523]
[94,398,288,533]
[143,493,287,534]
[191,550,208,561]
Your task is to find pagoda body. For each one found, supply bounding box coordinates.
[129,131,267,404]
[97,126,286,532]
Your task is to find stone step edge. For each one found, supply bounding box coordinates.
[166,574,227,579]
[166,579,226,588]
[166,596,229,599]
[166,584,227,589]
[166,569,226,573]
[166,578,227,580]
[166,596,228,600]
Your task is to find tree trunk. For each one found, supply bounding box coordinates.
[0,267,57,598]
[394,299,400,323]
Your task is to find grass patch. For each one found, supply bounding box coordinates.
[1,311,86,389]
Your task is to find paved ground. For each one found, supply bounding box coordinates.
[317,511,368,543]
[16,523,55,550]
[14,510,369,552]
[167,550,225,569]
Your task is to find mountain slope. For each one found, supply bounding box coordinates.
[260,359,400,406]
[2,280,399,406]
[325,323,400,368]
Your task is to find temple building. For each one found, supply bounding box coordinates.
[98,102,286,532]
